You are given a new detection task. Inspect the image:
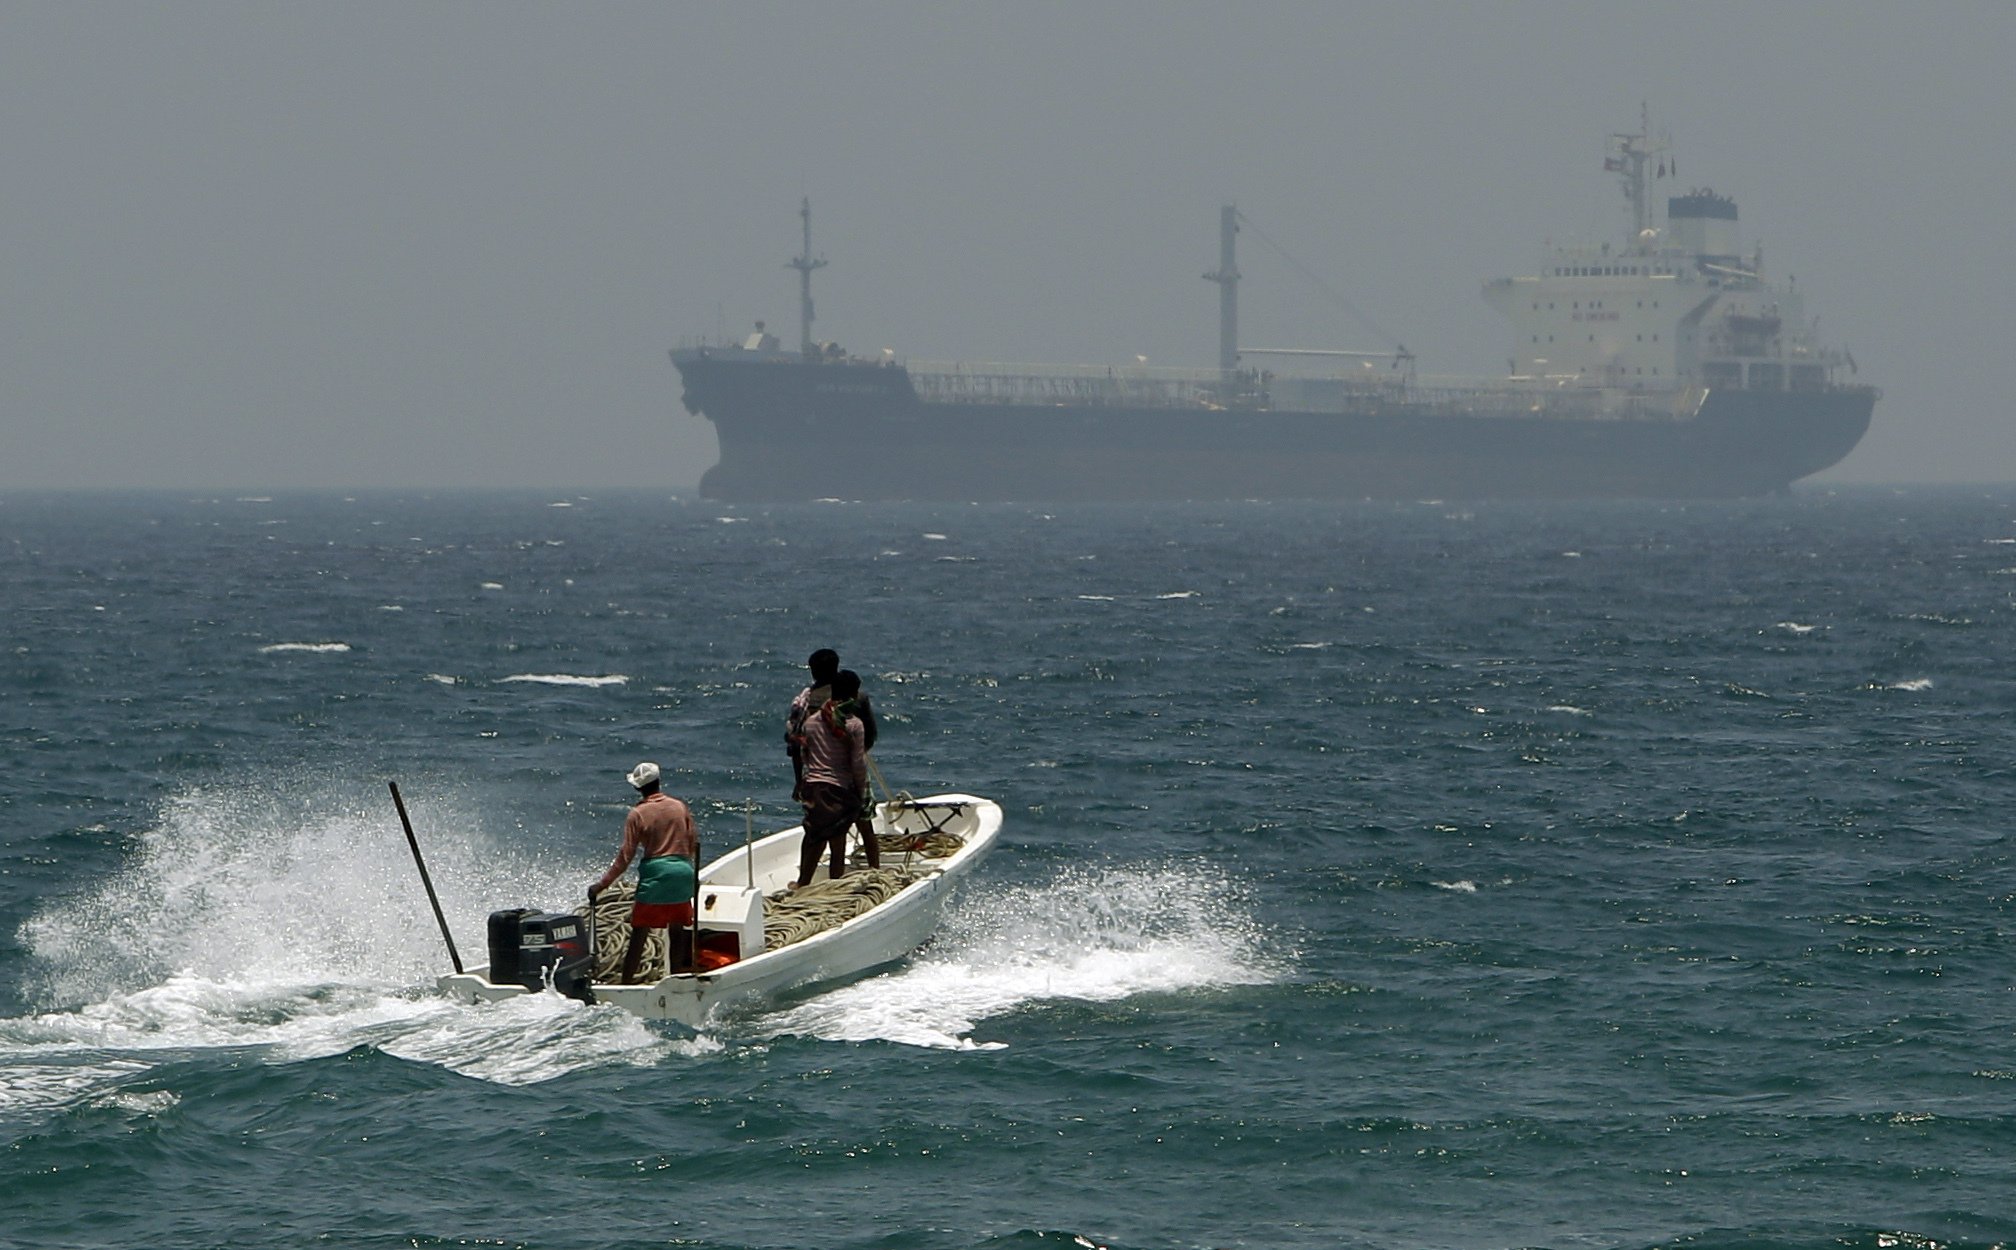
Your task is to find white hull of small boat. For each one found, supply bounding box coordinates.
[437,793,1001,1027]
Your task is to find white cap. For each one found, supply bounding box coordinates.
[626,761,661,790]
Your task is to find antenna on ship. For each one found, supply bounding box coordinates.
[1203,204,1240,385]
[787,196,827,359]
[1609,104,1670,244]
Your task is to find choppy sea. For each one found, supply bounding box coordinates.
[2,488,2012,1250]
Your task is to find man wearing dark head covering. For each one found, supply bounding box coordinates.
[792,669,868,887]
[786,649,877,799]
[785,649,839,803]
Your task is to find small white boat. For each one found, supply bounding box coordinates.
[437,793,1001,1027]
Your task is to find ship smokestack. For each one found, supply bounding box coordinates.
[1668,191,1741,263]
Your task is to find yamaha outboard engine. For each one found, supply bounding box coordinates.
[486,908,594,1002]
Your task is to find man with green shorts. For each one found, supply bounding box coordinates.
[589,761,700,983]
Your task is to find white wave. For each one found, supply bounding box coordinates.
[1288,642,1330,650]
[379,604,404,612]
[0,1057,152,1120]
[1885,678,1934,691]
[376,992,699,1086]
[922,533,949,541]
[1156,591,1199,600]
[426,673,458,685]
[497,674,628,688]
[2,781,674,1103]
[258,642,351,654]
[480,581,504,590]
[1077,594,1116,602]
[1546,705,1590,715]
[1433,880,1479,893]
[715,516,746,523]
[1775,621,1819,635]
[756,863,1283,1050]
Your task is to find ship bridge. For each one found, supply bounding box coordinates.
[1483,125,1851,395]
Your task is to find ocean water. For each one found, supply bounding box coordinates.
[2,488,2012,1250]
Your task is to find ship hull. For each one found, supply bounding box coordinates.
[674,353,1875,502]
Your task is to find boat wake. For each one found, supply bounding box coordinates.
[755,862,1283,1050]
[1,780,688,1118]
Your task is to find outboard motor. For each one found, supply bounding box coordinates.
[486,908,594,1002]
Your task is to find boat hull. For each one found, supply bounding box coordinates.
[673,352,1875,502]
[437,794,1001,1027]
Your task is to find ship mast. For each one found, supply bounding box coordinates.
[1203,204,1240,380]
[786,196,827,359]
[1610,105,1670,244]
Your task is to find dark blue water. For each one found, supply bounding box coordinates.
[3,489,2012,1249]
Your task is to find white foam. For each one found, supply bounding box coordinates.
[497,674,628,688]
[1546,704,1590,716]
[1433,880,1480,893]
[1775,621,1819,635]
[1885,678,1934,691]
[1077,594,1116,602]
[258,642,351,654]
[0,1057,152,1120]
[1156,591,1199,600]
[756,863,1283,1050]
[3,781,671,1104]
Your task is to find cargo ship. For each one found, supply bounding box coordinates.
[671,120,1875,502]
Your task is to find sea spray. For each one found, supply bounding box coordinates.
[758,861,1287,1048]
[18,779,593,1006]
[3,778,679,1105]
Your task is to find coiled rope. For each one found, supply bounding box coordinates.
[582,882,666,983]
[580,827,964,983]
[762,866,920,947]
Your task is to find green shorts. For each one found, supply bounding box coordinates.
[637,854,696,905]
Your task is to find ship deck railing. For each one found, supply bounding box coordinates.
[905,360,1712,421]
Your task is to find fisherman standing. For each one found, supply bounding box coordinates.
[787,649,881,868]
[792,670,868,888]
[786,649,841,803]
[589,762,699,984]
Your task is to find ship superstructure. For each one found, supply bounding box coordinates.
[1484,122,1852,396]
[669,118,1874,501]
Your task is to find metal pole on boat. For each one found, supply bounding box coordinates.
[388,781,464,974]
[864,753,907,868]
[745,798,755,890]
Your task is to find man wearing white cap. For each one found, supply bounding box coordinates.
[589,762,699,984]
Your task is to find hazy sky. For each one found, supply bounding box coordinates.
[5,2,2011,491]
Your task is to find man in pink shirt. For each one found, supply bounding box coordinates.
[793,670,867,888]
[589,762,700,983]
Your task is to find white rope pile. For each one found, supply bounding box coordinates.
[762,867,920,949]
[582,881,666,983]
